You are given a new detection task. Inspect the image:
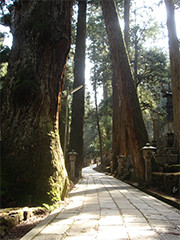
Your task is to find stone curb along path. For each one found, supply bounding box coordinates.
[21,165,180,240]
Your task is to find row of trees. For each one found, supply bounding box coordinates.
[84,0,179,169]
[1,0,179,206]
[60,0,179,183]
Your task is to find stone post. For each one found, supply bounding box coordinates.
[117,155,124,176]
[68,150,78,180]
[109,151,113,173]
[142,143,156,184]
[110,160,113,174]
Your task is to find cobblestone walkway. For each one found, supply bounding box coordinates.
[21,165,180,240]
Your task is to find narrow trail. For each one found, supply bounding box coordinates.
[21,165,180,240]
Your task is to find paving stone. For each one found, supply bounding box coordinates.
[125,222,151,231]
[154,226,180,234]
[33,233,62,240]
[56,213,77,220]
[99,215,123,226]
[64,236,95,240]
[116,203,136,210]
[121,209,143,215]
[66,219,98,237]
[144,214,167,220]
[40,223,70,235]
[97,226,128,240]
[51,218,74,225]
[160,232,180,240]
[123,216,147,223]
[129,236,160,240]
[75,212,99,220]
[148,219,171,226]
[128,229,160,239]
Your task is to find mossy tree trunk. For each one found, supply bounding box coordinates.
[1,0,73,206]
[100,0,148,182]
[68,0,87,179]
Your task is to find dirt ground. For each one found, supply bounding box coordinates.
[2,211,49,240]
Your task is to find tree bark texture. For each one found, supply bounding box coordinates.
[100,0,149,181]
[112,0,131,171]
[134,30,138,86]
[112,73,121,170]
[68,0,87,178]
[1,0,73,206]
[112,0,130,172]
[95,79,103,163]
[164,0,180,153]
[112,73,129,172]
[124,0,130,51]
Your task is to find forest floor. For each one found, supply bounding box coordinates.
[0,183,75,240]
[1,209,50,240]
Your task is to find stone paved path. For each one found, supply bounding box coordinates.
[21,165,180,240]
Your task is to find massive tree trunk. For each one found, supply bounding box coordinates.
[112,0,131,172]
[164,0,180,153]
[112,73,129,172]
[100,0,148,181]
[1,0,73,206]
[68,0,87,179]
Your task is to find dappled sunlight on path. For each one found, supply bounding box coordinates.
[22,165,180,240]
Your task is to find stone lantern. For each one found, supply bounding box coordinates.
[68,150,78,179]
[142,143,156,184]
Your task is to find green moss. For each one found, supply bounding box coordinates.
[2,92,70,207]
[42,203,59,212]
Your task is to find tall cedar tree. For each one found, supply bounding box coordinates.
[112,0,130,171]
[100,0,148,181]
[68,0,87,178]
[164,0,180,153]
[94,74,103,163]
[1,0,73,206]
